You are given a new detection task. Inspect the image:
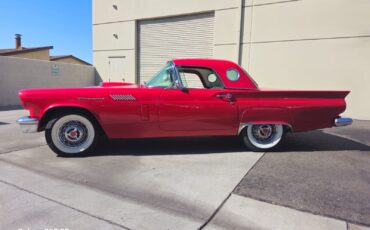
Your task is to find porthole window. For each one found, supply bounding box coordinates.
[226,69,240,81]
[207,73,217,83]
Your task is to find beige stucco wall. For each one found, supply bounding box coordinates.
[242,0,370,120]
[93,0,370,119]
[93,0,241,83]
[6,49,50,60]
[0,56,97,107]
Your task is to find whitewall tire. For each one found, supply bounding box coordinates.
[241,124,284,151]
[45,114,99,157]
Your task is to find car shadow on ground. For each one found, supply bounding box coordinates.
[93,136,245,157]
[277,130,370,152]
[0,105,23,111]
[89,130,370,157]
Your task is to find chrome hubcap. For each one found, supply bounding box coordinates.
[58,121,88,147]
[252,124,275,143]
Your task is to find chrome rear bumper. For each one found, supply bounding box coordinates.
[334,117,353,127]
[16,116,39,133]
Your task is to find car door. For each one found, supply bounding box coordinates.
[103,86,163,138]
[159,70,238,132]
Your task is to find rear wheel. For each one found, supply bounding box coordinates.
[45,114,99,157]
[241,124,284,152]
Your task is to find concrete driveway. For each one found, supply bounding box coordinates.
[0,110,369,230]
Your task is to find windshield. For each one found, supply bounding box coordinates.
[145,62,175,88]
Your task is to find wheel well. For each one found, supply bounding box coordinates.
[284,124,293,132]
[238,123,293,135]
[39,106,106,135]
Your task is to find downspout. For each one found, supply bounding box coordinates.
[247,0,255,71]
[237,0,244,65]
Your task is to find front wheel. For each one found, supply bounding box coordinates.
[241,124,284,152]
[45,114,99,157]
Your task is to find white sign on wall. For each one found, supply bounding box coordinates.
[51,64,60,76]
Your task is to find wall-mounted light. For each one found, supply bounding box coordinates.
[113,4,118,10]
[113,34,118,39]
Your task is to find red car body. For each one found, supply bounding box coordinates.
[17,58,352,155]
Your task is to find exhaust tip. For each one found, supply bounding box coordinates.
[334,117,353,127]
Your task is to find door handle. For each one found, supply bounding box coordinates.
[215,93,234,102]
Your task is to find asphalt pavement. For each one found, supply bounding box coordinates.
[0,109,369,230]
[235,130,370,225]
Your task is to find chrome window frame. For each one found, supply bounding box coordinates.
[170,61,185,89]
[160,61,186,90]
[146,61,179,89]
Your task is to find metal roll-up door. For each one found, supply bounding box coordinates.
[138,12,215,84]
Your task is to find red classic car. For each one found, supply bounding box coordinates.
[17,58,352,156]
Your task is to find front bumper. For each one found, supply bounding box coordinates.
[16,116,39,133]
[334,117,353,127]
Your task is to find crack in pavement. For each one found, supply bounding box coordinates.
[198,152,267,229]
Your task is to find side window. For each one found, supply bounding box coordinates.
[178,67,224,89]
[180,72,204,89]
[226,69,240,81]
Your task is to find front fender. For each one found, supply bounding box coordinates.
[38,102,103,131]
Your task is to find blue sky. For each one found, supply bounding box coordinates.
[0,0,92,63]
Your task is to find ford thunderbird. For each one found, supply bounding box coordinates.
[17,58,352,156]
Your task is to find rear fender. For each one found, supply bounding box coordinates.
[238,107,293,134]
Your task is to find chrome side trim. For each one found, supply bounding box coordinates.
[16,116,39,133]
[334,117,353,127]
[78,97,105,101]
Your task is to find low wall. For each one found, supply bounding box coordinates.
[0,56,97,108]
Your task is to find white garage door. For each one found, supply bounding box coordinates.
[138,12,215,84]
